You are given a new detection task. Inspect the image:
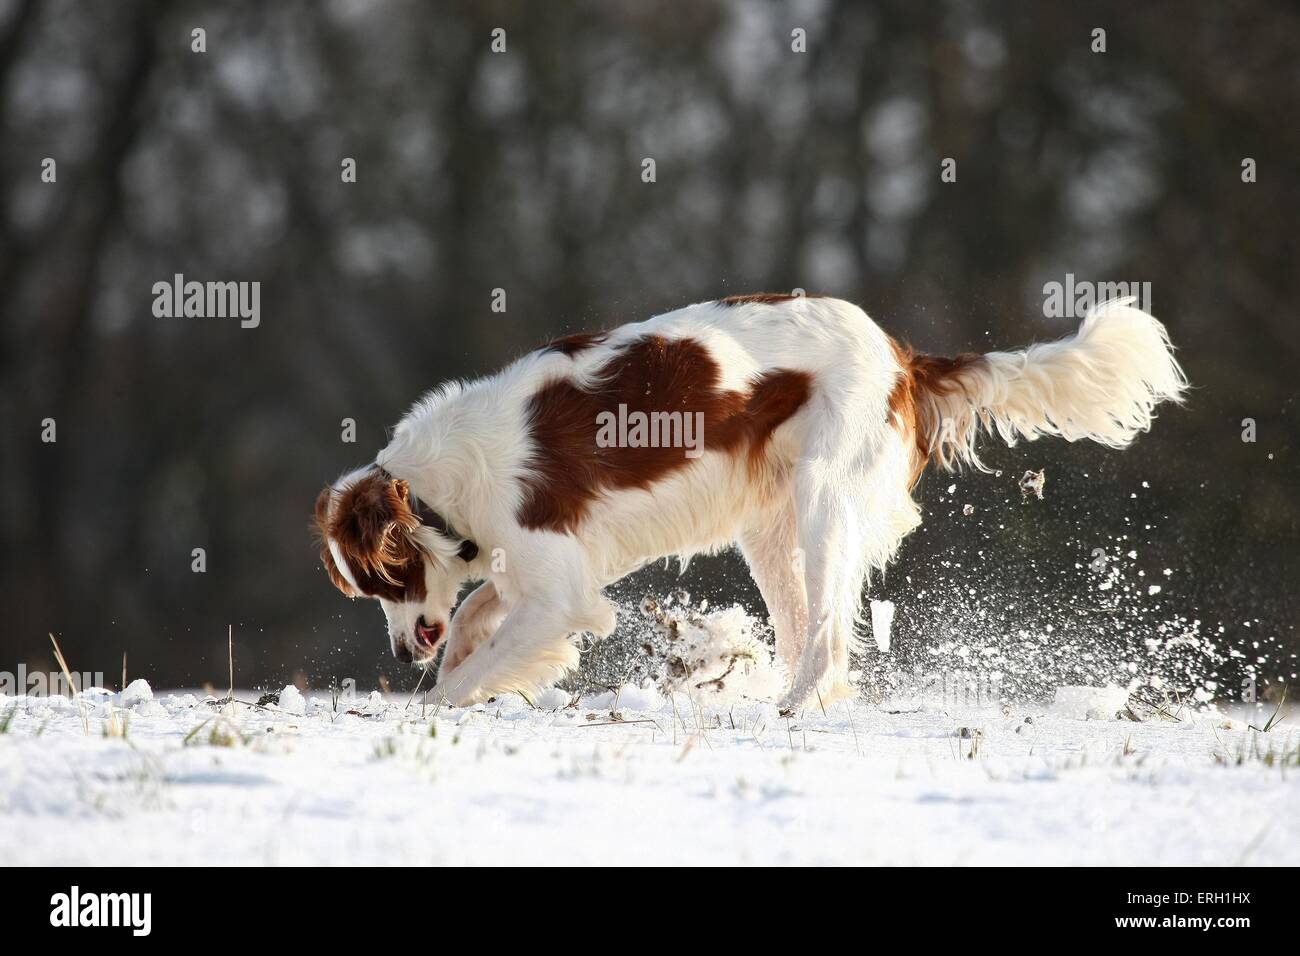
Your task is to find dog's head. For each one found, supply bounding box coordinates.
[314,466,477,664]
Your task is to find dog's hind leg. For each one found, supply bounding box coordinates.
[740,498,807,681]
[776,388,883,711]
[777,455,864,711]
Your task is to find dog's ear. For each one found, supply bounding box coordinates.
[328,472,421,585]
[315,485,358,596]
[313,485,334,534]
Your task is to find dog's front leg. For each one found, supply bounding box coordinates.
[439,581,506,676]
[428,597,581,707]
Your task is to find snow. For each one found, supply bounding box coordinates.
[121,679,153,707]
[869,599,895,652]
[3,591,1292,866]
[1050,685,1131,720]
[277,685,306,715]
[0,683,1295,866]
[632,599,787,704]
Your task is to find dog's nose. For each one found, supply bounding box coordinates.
[393,641,414,664]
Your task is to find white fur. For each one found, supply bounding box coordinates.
[332,296,1184,710]
[923,298,1188,471]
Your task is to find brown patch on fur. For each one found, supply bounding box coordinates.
[518,335,812,533]
[887,338,984,485]
[735,368,813,465]
[314,471,428,602]
[718,292,826,306]
[540,332,608,357]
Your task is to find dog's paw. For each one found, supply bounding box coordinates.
[777,678,855,715]
[579,598,618,638]
[440,642,473,675]
[427,678,483,709]
[819,681,859,707]
[440,629,490,677]
[775,687,807,715]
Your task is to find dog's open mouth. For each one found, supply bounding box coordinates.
[415,616,444,656]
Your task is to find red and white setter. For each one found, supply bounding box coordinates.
[315,294,1185,709]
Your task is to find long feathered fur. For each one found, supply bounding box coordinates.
[915,298,1188,473]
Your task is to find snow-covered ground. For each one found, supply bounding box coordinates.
[1,678,1295,866]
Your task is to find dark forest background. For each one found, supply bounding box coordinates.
[2,0,1296,697]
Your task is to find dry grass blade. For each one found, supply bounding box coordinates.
[103,707,129,739]
[183,718,213,745]
[404,667,429,709]
[48,632,88,734]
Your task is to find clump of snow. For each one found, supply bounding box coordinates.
[1019,468,1046,500]
[534,687,571,710]
[1051,685,1131,720]
[120,679,153,707]
[582,682,665,712]
[615,596,786,704]
[278,685,306,715]
[870,600,895,652]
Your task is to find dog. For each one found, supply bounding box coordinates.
[314,293,1186,709]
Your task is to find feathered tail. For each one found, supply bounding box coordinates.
[900,298,1188,474]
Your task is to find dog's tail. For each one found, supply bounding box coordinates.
[893,298,1188,478]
